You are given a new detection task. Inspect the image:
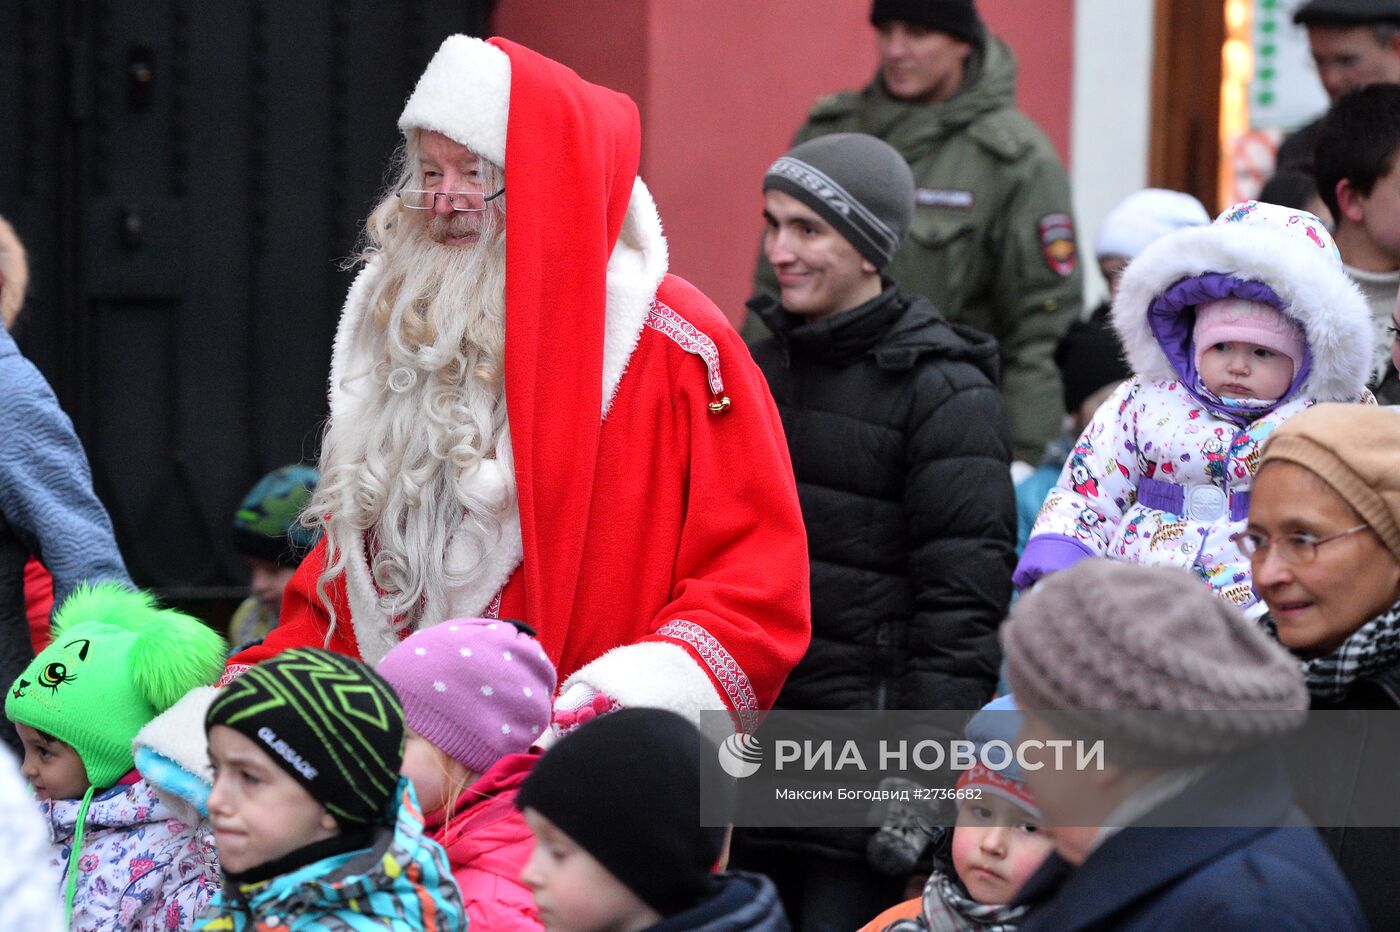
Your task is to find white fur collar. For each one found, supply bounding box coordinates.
[1112,223,1373,403]
[328,178,668,659]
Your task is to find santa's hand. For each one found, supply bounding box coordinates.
[551,681,621,739]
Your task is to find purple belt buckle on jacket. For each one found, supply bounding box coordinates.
[1138,476,1249,522]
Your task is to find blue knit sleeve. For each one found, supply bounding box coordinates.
[0,345,132,606]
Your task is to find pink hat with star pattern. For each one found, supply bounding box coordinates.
[377,618,557,772]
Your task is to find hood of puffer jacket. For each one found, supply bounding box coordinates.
[429,752,535,866]
[45,776,192,843]
[752,288,1000,384]
[939,34,1017,128]
[855,35,1017,158]
[1111,211,1372,411]
[217,780,462,928]
[878,295,1001,384]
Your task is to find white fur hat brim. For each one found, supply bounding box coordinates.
[399,35,511,167]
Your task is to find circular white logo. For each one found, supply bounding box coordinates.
[717,733,763,779]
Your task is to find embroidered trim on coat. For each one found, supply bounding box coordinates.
[645,301,725,396]
[217,664,252,688]
[655,619,758,731]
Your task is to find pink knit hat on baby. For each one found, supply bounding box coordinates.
[377,618,557,773]
[1192,297,1306,380]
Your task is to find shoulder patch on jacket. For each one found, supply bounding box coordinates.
[1038,213,1078,278]
[646,300,729,409]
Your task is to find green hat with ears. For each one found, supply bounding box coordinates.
[6,582,227,788]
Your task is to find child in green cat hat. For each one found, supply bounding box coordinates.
[6,582,226,930]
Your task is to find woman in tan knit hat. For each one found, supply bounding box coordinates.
[1246,403,1400,701]
[1244,402,1400,929]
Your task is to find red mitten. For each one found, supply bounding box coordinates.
[552,682,621,738]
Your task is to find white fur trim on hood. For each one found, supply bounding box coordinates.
[399,35,510,167]
[130,685,218,792]
[1111,221,1373,403]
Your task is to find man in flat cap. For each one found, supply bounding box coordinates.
[1275,0,1400,176]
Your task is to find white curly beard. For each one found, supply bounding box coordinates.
[310,213,514,635]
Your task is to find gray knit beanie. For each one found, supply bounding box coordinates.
[1002,559,1308,768]
[763,133,915,268]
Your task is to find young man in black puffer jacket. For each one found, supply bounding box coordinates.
[731,132,1016,932]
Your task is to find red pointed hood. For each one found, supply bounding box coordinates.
[488,37,642,641]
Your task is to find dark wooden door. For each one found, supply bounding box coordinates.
[1149,0,1224,213]
[2,1,493,601]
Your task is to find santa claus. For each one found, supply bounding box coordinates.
[208,35,809,736]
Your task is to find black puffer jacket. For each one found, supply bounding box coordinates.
[750,285,1015,712]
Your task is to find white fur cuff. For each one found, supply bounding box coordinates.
[399,35,511,167]
[562,640,729,728]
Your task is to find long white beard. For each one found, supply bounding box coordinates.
[310,220,513,634]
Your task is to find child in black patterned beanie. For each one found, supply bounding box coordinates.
[200,648,465,929]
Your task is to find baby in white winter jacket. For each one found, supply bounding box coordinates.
[1015,201,1373,619]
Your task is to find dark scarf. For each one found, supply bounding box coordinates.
[223,826,377,893]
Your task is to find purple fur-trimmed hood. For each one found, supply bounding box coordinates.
[1111,205,1371,406]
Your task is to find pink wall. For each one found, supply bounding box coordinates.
[494,0,650,107]
[493,1,1075,324]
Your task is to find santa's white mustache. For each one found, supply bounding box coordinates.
[427,213,481,243]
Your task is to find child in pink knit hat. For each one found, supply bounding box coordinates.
[1017,201,1373,622]
[1192,297,1306,402]
[377,618,556,932]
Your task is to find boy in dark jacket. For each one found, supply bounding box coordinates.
[742,132,1015,930]
[517,708,787,932]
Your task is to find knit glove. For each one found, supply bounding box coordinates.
[551,682,621,740]
[865,777,952,876]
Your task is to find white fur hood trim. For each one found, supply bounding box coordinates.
[131,686,218,781]
[1112,223,1373,403]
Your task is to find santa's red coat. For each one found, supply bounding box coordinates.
[225,37,810,726]
[228,273,810,723]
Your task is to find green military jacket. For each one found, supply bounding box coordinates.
[753,36,1081,462]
